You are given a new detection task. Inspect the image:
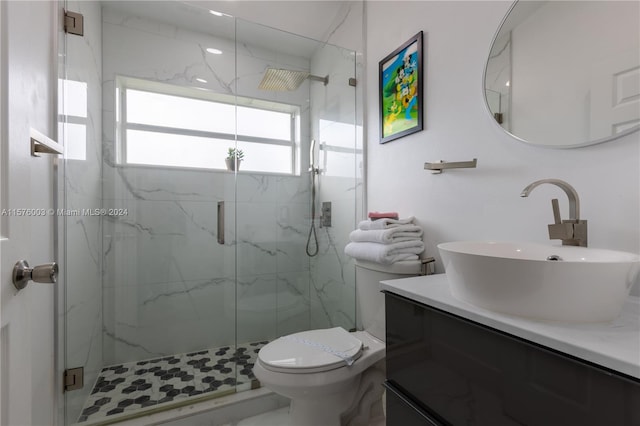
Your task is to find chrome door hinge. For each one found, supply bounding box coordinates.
[64,10,84,36]
[348,78,357,87]
[64,367,84,392]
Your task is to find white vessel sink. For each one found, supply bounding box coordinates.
[438,241,640,322]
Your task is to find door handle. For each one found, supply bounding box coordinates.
[12,260,58,290]
[217,201,224,244]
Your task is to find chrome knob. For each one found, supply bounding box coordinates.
[12,260,58,290]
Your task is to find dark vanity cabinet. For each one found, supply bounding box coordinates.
[384,291,640,426]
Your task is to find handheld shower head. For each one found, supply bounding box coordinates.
[309,140,319,174]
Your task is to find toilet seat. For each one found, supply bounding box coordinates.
[258,327,363,374]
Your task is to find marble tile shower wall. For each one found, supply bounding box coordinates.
[100,7,319,365]
[308,43,363,331]
[63,1,104,422]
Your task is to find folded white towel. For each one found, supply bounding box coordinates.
[349,226,423,244]
[358,216,415,230]
[344,240,424,265]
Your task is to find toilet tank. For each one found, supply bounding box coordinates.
[355,260,423,341]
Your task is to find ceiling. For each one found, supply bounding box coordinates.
[184,0,351,42]
[104,1,351,58]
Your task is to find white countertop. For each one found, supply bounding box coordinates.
[380,274,640,380]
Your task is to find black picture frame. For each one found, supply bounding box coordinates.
[379,31,424,144]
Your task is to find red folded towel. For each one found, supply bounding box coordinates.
[368,211,399,220]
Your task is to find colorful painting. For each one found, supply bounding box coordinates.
[379,31,423,143]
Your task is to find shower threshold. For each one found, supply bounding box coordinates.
[77,340,268,425]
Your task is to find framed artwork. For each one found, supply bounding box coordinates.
[379,31,424,144]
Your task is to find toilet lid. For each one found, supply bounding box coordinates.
[258,327,363,374]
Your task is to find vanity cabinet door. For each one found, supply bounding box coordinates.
[385,292,640,426]
[383,381,444,426]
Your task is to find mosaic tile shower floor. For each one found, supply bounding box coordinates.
[78,341,268,424]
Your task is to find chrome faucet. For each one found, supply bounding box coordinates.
[520,179,588,247]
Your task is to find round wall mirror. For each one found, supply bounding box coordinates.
[484,1,639,148]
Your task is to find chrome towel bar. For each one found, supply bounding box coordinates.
[424,158,477,174]
[31,128,63,157]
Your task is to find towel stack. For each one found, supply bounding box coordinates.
[344,216,424,265]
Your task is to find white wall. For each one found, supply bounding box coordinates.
[365,1,640,296]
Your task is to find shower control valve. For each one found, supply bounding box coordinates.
[320,202,332,228]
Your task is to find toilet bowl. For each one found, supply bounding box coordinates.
[253,260,424,426]
[253,328,385,426]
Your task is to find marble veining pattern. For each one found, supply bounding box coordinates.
[77,341,267,424]
[97,0,360,385]
[61,1,363,424]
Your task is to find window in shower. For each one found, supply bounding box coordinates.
[116,77,299,174]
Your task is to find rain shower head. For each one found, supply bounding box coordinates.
[258,68,328,91]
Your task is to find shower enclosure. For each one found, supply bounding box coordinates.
[58,1,363,424]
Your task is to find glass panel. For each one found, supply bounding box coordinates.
[126,89,236,135]
[60,2,104,424]
[126,130,229,169]
[63,1,238,424]
[236,141,292,174]
[100,1,238,419]
[234,18,358,354]
[309,36,359,333]
[62,122,87,161]
[237,106,291,140]
[233,19,315,354]
[59,79,88,117]
[62,1,359,424]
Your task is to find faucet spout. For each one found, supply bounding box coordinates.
[520,178,580,221]
[520,178,587,247]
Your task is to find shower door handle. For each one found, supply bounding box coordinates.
[217,201,225,244]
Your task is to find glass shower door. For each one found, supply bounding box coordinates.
[61,2,240,423]
[60,2,361,424]
[233,19,359,351]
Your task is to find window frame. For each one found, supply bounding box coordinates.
[115,76,301,175]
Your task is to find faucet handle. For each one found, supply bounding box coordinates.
[551,199,562,225]
[548,198,572,240]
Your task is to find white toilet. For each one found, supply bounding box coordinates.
[252,260,424,426]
